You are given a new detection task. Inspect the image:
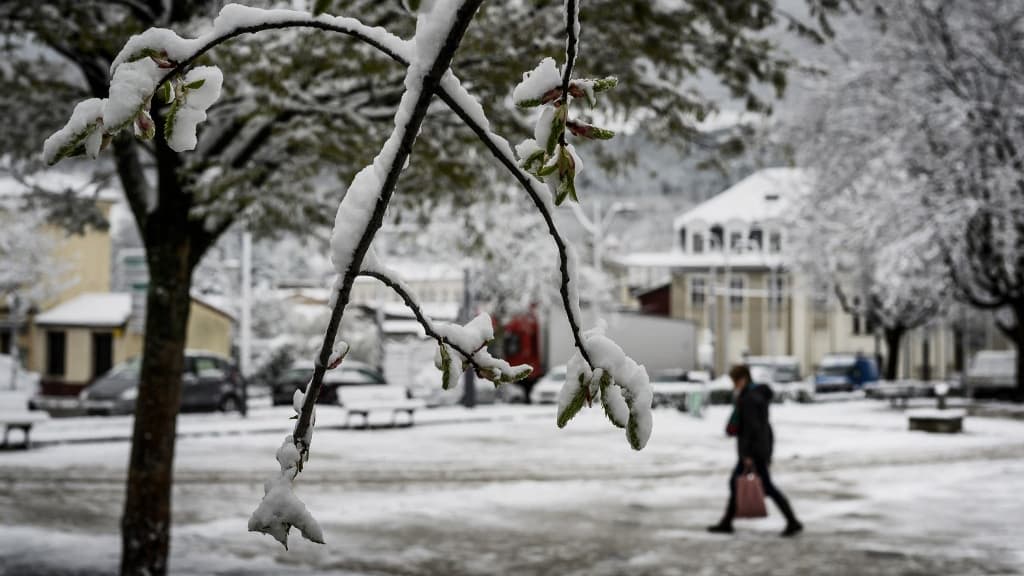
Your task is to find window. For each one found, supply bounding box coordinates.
[812,284,830,330]
[678,227,687,251]
[690,277,706,308]
[46,330,66,377]
[730,232,743,252]
[749,228,763,251]
[852,297,862,335]
[769,276,786,306]
[729,277,744,310]
[692,234,704,254]
[729,277,745,329]
[191,356,226,380]
[769,232,782,253]
[710,225,724,250]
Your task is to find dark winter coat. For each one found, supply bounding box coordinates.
[736,383,774,463]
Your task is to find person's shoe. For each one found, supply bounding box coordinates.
[781,521,803,537]
[707,522,734,534]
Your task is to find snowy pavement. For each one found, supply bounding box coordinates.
[1,401,1023,575]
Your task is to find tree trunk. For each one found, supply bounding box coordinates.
[883,327,905,381]
[1014,308,1024,403]
[120,238,194,576]
[119,128,197,576]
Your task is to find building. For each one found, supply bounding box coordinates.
[0,173,236,396]
[613,168,968,379]
[30,292,234,395]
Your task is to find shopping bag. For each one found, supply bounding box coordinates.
[735,471,768,518]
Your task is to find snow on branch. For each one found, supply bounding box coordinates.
[42,3,412,165]
[359,267,531,387]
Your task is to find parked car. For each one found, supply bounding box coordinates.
[965,350,1017,399]
[814,353,879,393]
[746,356,813,402]
[530,364,567,404]
[271,360,388,406]
[78,351,245,416]
[650,369,709,410]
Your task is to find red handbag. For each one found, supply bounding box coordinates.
[735,471,768,518]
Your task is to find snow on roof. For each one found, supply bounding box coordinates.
[35,293,132,327]
[612,251,786,270]
[190,292,237,321]
[674,168,810,229]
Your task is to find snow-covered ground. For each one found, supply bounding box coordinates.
[1,401,1023,575]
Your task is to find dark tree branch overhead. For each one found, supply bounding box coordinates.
[292,0,486,453]
[117,6,601,374]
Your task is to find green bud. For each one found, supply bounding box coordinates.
[556,373,588,428]
[313,0,333,16]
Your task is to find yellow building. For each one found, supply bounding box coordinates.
[30,293,235,395]
[0,173,236,395]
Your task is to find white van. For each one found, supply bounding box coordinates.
[965,350,1017,399]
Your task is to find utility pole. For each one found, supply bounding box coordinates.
[460,267,476,408]
[240,231,252,377]
[6,293,19,391]
[239,230,252,417]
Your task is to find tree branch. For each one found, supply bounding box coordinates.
[292,0,485,454]
[113,5,597,371]
[358,269,486,372]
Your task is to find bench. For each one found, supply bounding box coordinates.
[0,412,48,450]
[652,382,707,414]
[339,386,425,429]
[908,409,965,434]
[868,380,933,408]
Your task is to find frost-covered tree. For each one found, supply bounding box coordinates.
[0,201,62,306]
[791,0,1024,393]
[789,167,950,380]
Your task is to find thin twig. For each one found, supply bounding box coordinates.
[557,0,579,148]
[358,269,484,371]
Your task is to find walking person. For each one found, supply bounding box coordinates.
[708,364,803,537]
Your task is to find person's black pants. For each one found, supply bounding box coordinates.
[722,459,798,525]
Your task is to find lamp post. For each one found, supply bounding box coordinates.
[5,292,20,391]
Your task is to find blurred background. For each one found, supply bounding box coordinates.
[0,0,1022,575]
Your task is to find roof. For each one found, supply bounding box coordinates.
[674,168,809,229]
[612,251,786,270]
[190,292,237,322]
[358,260,462,283]
[35,292,238,328]
[35,293,132,327]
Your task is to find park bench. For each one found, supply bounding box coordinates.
[868,380,934,408]
[907,409,965,434]
[339,386,425,429]
[0,412,48,449]
[652,382,708,415]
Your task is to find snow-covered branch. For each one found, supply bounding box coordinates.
[359,268,531,387]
